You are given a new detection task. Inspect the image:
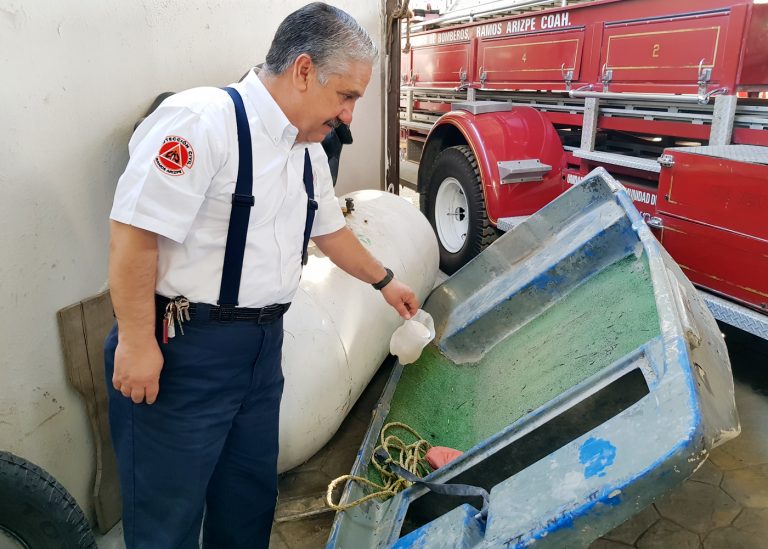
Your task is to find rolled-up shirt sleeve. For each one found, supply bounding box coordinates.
[110,100,223,243]
[308,144,346,237]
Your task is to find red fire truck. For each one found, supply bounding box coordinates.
[400,0,768,339]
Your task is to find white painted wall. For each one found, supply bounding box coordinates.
[0,0,385,521]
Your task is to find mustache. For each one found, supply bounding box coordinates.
[325,118,343,130]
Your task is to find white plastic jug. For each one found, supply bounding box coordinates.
[389,309,436,365]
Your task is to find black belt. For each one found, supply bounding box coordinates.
[156,295,290,325]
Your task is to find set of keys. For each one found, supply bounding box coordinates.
[162,297,191,344]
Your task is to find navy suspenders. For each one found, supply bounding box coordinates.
[302,148,318,266]
[219,86,316,308]
[219,87,254,308]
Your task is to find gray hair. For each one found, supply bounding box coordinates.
[263,2,378,84]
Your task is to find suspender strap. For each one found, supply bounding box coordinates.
[218,87,253,307]
[302,148,318,266]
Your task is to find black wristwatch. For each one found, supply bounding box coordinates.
[372,268,394,290]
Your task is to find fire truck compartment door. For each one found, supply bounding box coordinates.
[476,28,585,86]
[599,11,729,88]
[411,41,472,87]
[659,213,768,310]
[657,146,768,241]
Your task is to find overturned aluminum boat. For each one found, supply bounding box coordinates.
[327,168,739,548]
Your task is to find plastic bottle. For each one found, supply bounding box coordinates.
[389,309,435,365]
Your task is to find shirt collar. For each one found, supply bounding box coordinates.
[241,69,298,147]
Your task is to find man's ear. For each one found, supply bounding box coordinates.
[291,53,314,92]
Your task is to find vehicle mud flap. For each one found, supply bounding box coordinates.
[0,451,97,548]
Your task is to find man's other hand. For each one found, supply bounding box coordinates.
[112,338,164,404]
[381,279,419,320]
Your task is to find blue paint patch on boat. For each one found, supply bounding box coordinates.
[544,511,574,531]
[530,270,567,291]
[579,438,616,478]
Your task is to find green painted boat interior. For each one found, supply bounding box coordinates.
[370,254,659,482]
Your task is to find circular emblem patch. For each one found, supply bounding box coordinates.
[154,135,194,176]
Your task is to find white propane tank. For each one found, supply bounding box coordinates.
[278,190,439,472]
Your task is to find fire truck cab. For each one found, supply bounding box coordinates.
[401,0,768,340]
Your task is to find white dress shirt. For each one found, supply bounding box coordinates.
[110,70,346,307]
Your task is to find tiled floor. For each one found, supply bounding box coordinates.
[269,323,768,549]
[269,359,396,548]
[589,325,768,549]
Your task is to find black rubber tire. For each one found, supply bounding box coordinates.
[0,451,96,549]
[424,145,498,274]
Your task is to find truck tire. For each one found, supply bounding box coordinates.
[0,451,96,549]
[425,145,498,274]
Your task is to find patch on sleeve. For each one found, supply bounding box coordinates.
[154,135,195,176]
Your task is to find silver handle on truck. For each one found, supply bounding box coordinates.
[569,88,727,105]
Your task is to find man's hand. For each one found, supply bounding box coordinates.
[108,220,161,404]
[113,338,164,404]
[381,279,419,320]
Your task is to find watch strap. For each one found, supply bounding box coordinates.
[372,267,394,290]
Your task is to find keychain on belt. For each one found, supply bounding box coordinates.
[162,297,191,344]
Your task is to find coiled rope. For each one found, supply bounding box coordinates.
[388,0,412,55]
[326,422,431,511]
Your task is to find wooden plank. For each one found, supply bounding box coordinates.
[57,290,121,533]
[58,304,92,399]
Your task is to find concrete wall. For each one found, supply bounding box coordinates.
[0,0,385,521]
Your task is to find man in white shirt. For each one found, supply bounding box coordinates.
[105,3,418,547]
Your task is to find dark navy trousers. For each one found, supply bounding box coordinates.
[104,314,284,549]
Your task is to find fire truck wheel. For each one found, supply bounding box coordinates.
[0,451,97,549]
[425,145,498,274]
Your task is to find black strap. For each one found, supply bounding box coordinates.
[156,295,289,324]
[374,448,489,520]
[218,87,254,307]
[302,148,318,266]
